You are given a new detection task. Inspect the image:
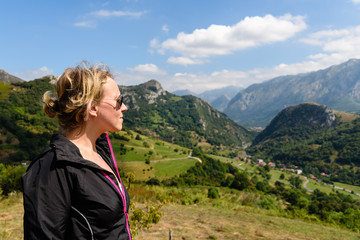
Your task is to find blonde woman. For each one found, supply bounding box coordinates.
[22,62,132,239]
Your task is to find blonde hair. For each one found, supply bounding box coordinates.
[43,62,113,133]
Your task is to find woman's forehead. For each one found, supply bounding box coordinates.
[103,78,120,96]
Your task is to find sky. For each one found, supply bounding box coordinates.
[1,0,360,93]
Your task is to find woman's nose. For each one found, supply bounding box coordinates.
[121,104,128,112]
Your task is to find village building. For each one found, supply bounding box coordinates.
[268,162,276,168]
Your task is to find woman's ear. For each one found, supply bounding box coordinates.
[89,104,98,117]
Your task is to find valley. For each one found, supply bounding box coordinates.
[1,59,360,239]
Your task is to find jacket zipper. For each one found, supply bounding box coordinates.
[71,206,94,240]
[104,132,132,240]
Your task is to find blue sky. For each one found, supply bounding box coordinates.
[1,0,360,93]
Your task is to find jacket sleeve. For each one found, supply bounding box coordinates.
[22,150,73,240]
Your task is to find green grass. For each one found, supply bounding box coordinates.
[118,158,197,181]
[153,158,198,179]
[306,179,336,194]
[116,147,150,162]
[334,182,360,193]
[111,131,189,163]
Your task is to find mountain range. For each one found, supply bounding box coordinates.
[173,85,243,111]
[224,59,360,127]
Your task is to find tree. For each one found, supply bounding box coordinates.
[230,171,252,191]
[289,175,303,189]
[126,172,135,190]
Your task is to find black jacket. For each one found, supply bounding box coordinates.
[22,133,132,240]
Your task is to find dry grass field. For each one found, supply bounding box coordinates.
[2,191,360,240]
[136,203,360,240]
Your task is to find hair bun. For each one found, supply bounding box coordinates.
[52,100,60,112]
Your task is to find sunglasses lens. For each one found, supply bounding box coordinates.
[117,96,123,107]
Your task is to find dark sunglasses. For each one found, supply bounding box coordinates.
[102,95,124,108]
[115,95,124,108]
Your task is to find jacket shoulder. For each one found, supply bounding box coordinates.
[26,145,55,171]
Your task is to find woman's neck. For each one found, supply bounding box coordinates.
[65,126,102,155]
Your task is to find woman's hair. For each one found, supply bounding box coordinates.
[43,61,113,133]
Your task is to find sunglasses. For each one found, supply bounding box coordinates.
[102,95,124,108]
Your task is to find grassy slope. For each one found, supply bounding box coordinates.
[136,203,360,240]
[111,130,197,181]
[3,190,360,240]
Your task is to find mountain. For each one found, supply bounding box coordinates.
[247,102,360,185]
[252,102,337,145]
[197,85,243,103]
[173,85,243,111]
[225,59,360,127]
[120,80,254,149]
[0,69,24,83]
[172,89,197,96]
[211,94,231,112]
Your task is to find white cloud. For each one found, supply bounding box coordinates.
[167,57,205,66]
[352,0,360,3]
[16,67,53,81]
[74,8,146,28]
[73,21,97,28]
[150,38,160,48]
[300,26,360,64]
[162,25,169,33]
[127,64,167,75]
[125,23,360,94]
[153,14,306,59]
[91,10,146,18]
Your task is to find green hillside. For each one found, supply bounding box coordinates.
[247,102,360,186]
[119,80,255,150]
[108,130,198,181]
[0,77,58,163]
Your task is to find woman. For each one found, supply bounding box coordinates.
[22,62,132,239]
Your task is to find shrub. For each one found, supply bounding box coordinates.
[146,178,161,186]
[208,187,220,199]
[256,195,281,210]
[143,141,150,148]
[0,165,26,196]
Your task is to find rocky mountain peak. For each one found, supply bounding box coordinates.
[140,79,164,93]
[0,69,24,83]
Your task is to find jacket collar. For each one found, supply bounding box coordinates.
[50,133,113,170]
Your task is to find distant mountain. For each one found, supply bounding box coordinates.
[247,102,360,185]
[172,89,197,96]
[224,59,360,127]
[0,69,24,83]
[197,86,243,103]
[120,80,254,149]
[173,85,243,111]
[211,94,231,112]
